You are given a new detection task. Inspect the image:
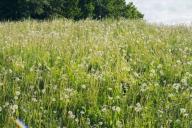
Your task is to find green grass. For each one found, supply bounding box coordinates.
[0,19,192,128]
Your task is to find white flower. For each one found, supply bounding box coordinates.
[135,103,142,112]
[180,108,187,114]
[98,122,103,125]
[112,106,121,112]
[81,84,86,89]
[101,107,107,112]
[14,96,18,100]
[75,118,79,123]
[112,106,116,111]
[32,97,37,102]
[15,91,21,96]
[42,89,46,94]
[140,83,148,92]
[173,83,181,91]
[116,120,123,128]
[184,113,189,118]
[68,111,75,119]
[80,111,85,115]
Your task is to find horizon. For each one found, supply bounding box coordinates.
[126,0,192,25]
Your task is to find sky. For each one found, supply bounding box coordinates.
[126,0,192,25]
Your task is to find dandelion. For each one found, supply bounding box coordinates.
[87,118,91,125]
[98,122,103,126]
[75,118,79,123]
[181,78,188,86]
[116,120,123,128]
[112,106,121,112]
[81,84,86,89]
[108,96,113,100]
[42,89,46,94]
[101,107,107,112]
[80,110,85,115]
[68,111,75,119]
[184,113,189,118]
[15,77,20,82]
[180,108,187,114]
[32,97,37,102]
[15,91,21,96]
[140,83,148,92]
[135,103,142,112]
[14,96,19,100]
[116,106,121,112]
[107,88,113,91]
[13,104,18,110]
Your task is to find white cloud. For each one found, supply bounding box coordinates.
[126,0,192,25]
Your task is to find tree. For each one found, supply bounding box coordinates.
[0,0,143,20]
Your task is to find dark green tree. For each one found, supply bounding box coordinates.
[0,0,143,20]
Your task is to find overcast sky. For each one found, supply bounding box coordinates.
[126,0,192,25]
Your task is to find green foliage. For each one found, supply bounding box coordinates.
[0,0,143,20]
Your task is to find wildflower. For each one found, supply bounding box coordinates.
[112,106,116,111]
[14,96,19,100]
[68,111,75,119]
[108,96,113,100]
[140,83,148,92]
[32,97,37,102]
[81,84,86,89]
[135,103,142,112]
[42,89,46,94]
[181,78,188,86]
[15,77,20,82]
[4,102,9,107]
[116,120,123,128]
[13,104,18,110]
[98,122,103,126]
[101,107,107,112]
[112,106,121,112]
[116,106,121,112]
[173,83,181,91]
[16,91,21,96]
[87,118,91,125]
[75,118,79,123]
[184,113,189,118]
[108,88,113,91]
[180,108,187,114]
[80,111,85,115]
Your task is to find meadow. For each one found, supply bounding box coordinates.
[0,19,192,128]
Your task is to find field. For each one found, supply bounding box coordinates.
[0,19,192,128]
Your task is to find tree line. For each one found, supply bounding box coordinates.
[0,0,143,20]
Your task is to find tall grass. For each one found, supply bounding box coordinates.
[0,19,192,127]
